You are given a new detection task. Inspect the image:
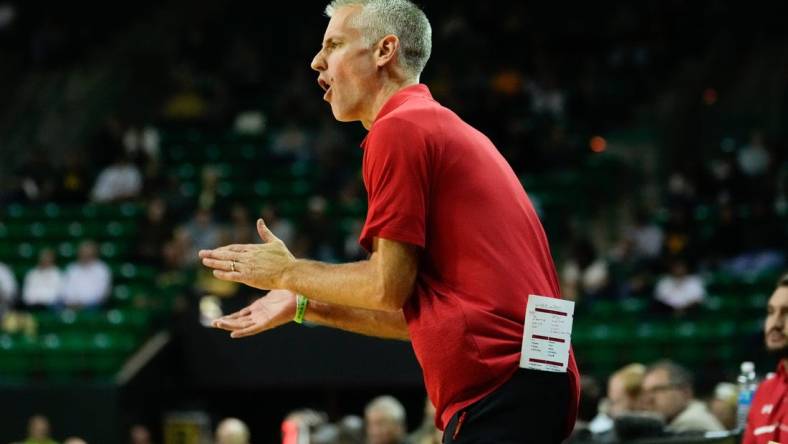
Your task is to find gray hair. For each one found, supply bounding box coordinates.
[365,395,406,425]
[325,0,432,81]
[216,417,250,444]
[646,360,694,390]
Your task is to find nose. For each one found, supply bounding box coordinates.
[311,49,326,72]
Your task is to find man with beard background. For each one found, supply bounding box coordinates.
[743,273,788,444]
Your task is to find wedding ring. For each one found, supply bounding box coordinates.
[231,260,236,272]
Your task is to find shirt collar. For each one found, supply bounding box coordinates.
[360,83,432,148]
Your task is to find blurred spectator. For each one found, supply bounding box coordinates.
[162,227,195,271]
[708,382,737,431]
[406,397,441,444]
[215,417,250,444]
[135,198,173,266]
[567,375,606,443]
[22,414,57,444]
[0,260,18,309]
[227,203,256,244]
[270,122,311,164]
[129,424,153,444]
[641,360,724,433]
[91,152,143,203]
[312,423,340,444]
[343,218,367,261]
[653,258,705,315]
[607,363,646,418]
[625,210,664,261]
[665,172,696,210]
[162,69,208,122]
[706,204,743,261]
[526,77,566,119]
[737,130,771,178]
[337,415,364,444]
[561,238,611,302]
[365,395,407,444]
[704,150,740,204]
[63,438,87,444]
[13,150,57,203]
[608,237,653,299]
[184,207,222,258]
[22,248,62,308]
[283,409,329,443]
[662,207,695,258]
[55,156,91,202]
[123,124,161,167]
[302,195,338,262]
[61,240,111,308]
[197,166,219,211]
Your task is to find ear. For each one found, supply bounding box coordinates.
[375,34,400,68]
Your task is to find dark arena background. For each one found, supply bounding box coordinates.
[0,0,787,443]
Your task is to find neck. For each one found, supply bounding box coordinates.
[361,78,418,130]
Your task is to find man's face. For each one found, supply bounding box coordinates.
[765,287,788,356]
[29,416,49,439]
[365,409,404,444]
[311,5,378,122]
[78,243,97,263]
[607,375,638,418]
[641,369,690,422]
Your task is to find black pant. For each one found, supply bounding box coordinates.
[443,368,572,444]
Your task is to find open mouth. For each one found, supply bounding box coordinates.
[318,78,332,99]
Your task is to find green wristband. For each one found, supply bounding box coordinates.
[294,294,309,324]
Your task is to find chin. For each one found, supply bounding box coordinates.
[766,343,788,359]
[330,107,356,123]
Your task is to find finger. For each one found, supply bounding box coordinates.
[230,322,266,338]
[257,218,280,243]
[202,257,235,271]
[200,249,240,261]
[217,244,250,253]
[199,244,251,258]
[223,307,251,320]
[211,311,244,328]
[212,318,242,331]
[214,316,255,331]
[213,270,244,282]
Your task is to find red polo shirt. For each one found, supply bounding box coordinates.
[359,84,580,433]
[744,361,788,444]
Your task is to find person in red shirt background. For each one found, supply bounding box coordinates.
[743,273,788,444]
[199,0,580,442]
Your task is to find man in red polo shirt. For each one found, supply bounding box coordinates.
[743,274,788,444]
[199,1,580,442]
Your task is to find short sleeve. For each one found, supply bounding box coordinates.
[359,118,430,252]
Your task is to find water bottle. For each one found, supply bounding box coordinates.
[736,361,757,431]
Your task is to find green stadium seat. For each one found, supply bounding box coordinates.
[106,309,150,333]
[620,298,648,316]
[588,300,617,319]
[40,332,89,375]
[626,346,662,364]
[0,242,14,260]
[86,332,137,375]
[635,321,671,345]
[0,334,36,377]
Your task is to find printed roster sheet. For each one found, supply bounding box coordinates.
[519,294,575,373]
